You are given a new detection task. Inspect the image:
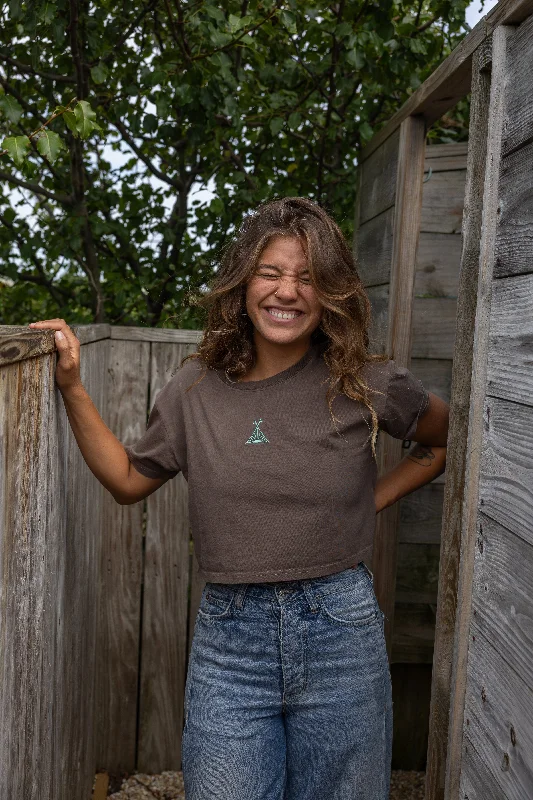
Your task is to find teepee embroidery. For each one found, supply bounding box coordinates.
[246,418,269,444]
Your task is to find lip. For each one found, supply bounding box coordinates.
[263,307,304,322]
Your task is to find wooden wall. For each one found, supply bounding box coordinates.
[449,17,533,797]
[0,325,107,800]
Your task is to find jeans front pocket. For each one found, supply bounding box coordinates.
[319,573,378,626]
[197,584,234,621]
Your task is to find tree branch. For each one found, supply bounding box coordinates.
[0,170,72,204]
[112,118,185,190]
[0,52,76,83]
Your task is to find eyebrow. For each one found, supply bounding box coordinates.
[257,263,310,274]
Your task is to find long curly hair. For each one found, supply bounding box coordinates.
[184,196,389,459]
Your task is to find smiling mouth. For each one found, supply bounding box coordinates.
[265,307,303,321]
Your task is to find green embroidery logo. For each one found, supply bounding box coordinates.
[246,418,269,444]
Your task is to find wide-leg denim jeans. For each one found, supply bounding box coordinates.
[181,562,393,800]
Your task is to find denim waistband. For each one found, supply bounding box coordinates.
[206,562,374,612]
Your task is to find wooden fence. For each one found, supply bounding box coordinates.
[356,0,533,796]
[0,324,203,800]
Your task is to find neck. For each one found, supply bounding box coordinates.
[241,334,312,382]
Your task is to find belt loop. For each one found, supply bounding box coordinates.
[233,584,248,610]
[302,580,320,613]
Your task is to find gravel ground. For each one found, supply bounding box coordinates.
[103,770,425,799]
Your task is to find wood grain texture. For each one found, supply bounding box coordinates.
[392,604,436,664]
[372,115,426,657]
[426,43,493,800]
[420,170,466,234]
[415,232,462,298]
[358,129,399,225]
[487,273,533,405]
[0,327,55,366]
[411,298,457,359]
[365,284,390,354]
[478,396,533,547]
[110,326,202,344]
[501,12,533,156]
[472,512,533,696]
[409,358,453,403]
[0,354,60,799]
[442,28,513,800]
[137,342,196,773]
[395,543,440,605]
[187,544,206,663]
[95,339,150,774]
[494,140,533,278]
[61,338,107,798]
[398,482,445,544]
[357,206,395,288]
[425,143,469,159]
[461,622,533,800]
[361,0,533,162]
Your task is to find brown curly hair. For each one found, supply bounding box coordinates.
[184,196,389,459]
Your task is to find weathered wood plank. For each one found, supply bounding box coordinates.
[361,0,533,162]
[411,297,457,360]
[472,512,533,695]
[398,482,445,544]
[409,358,453,404]
[501,13,533,156]
[95,340,150,773]
[420,170,466,234]
[395,543,440,606]
[494,140,533,278]
[358,129,399,225]
[487,273,533,405]
[424,155,468,172]
[372,115,426,657]
[61,339,107,798]
[440,28,513,800]
[0,328,55,366]
[365,284,389,354]
[357,206,395,288]
[137,342,195,773]
[187,544,205,662]
[392,604,436,664]
[110,326,202,344]
[426,42,491,800]
[425,142,469,159]
[461,732,511,800]
[462,622,533,799]
[415,232,462,298]
[478,396,533,548]
[0,355,57,798]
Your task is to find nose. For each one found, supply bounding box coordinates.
[273,275,299,300]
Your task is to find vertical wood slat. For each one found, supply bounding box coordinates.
[0,328,104,800]
[0,353,60,799]
[425,42,493,800]
[137,342,195,773]
[443,26,514,800]
[95,339,151,774]
[61,337,107,799]
[371,115,427,656]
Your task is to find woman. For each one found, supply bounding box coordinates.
[28,197,449,800]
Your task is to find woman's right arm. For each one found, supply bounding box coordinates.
[28,319,167,505]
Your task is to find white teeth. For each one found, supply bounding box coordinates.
[268,308,300,320]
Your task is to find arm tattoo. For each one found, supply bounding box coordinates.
[407,444,435,467]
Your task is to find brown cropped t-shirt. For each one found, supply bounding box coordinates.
[124,343,430,584]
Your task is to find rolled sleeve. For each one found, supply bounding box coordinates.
[379,361,430,440]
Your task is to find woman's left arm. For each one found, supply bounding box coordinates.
[375,392,450,514]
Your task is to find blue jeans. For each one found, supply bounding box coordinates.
[182,563,393,800]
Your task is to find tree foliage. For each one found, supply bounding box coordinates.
[0,0,470,328]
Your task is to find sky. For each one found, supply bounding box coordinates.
[465,0,499,28]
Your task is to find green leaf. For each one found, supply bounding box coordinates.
[90,62,109,84]
[359,121,373,142]
[288,112,301,130]
[143,113,158,133]
[2,135,30,166]
[36,130,64,163]
[63,109,78,136]
[0,95,23,124]
[73,100,102,138]
[270,117,284,135]
[39,1,56,25]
